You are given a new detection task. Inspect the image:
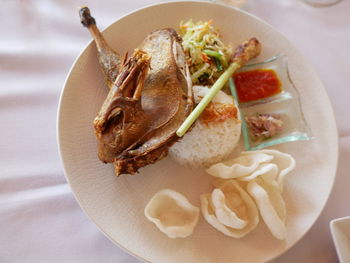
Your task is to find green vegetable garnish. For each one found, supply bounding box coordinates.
[180,20,233,85]
[218,51,228,68]
[203,49,228,69]
[203,49,222,59]
[214,57,223,71]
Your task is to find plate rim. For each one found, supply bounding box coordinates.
[57,1,339,262]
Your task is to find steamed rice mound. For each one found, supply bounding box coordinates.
[169,86,241,167]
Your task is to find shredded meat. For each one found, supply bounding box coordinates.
[246,113,283,140]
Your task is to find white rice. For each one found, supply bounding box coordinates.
[169,86,241,168]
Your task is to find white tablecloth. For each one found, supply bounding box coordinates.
[1,0,349,262]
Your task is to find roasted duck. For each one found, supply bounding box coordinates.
[80,7,193,175]
[79,7,261,176]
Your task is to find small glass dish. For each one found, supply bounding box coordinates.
[229,54,312,150]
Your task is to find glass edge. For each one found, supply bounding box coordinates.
[241,53,284,69]
[239,92,293,108]
[285,59,313,137]
[229,79,251,150]
[229,56,314,151]
[247,134,311,151]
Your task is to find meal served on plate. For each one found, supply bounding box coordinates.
[80,7,261,175]
[78,6,310,241]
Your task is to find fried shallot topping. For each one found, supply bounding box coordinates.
[200,102,238,126]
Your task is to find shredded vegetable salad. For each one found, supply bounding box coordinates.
[180,19,233,85]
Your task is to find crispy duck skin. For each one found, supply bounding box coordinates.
[80,7,193,176]
[80,7,121,89]
[113,29,194,175]
[94,49,151,163]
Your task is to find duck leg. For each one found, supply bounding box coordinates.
[79,7,121,89]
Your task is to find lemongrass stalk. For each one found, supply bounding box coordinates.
[176,62,240,137]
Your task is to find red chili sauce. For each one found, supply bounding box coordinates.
[233,69,281,103]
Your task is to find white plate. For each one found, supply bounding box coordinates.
[57,1,338,262]
[330,216,350,262]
